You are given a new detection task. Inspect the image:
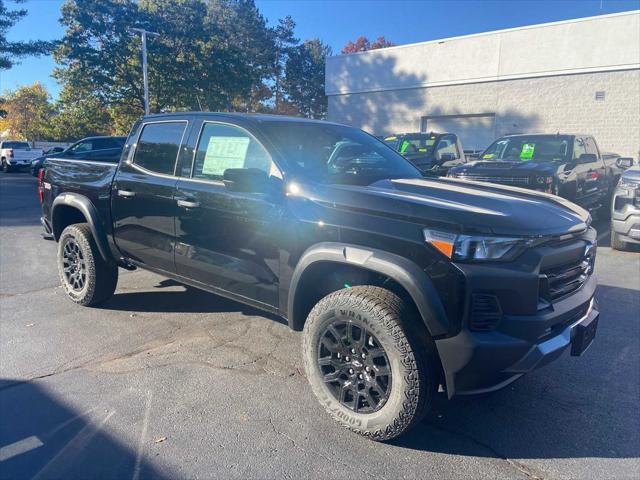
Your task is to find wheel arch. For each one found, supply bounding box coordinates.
[287,242,450,337]
[51,193,113,264]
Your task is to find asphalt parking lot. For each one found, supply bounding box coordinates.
[0,172,638,480]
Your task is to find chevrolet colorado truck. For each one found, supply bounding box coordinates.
[447,133,632,213]
[1,140,43,172]
[40,113,600,441]
[382,132,466,176]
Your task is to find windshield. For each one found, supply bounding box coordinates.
[3,141,30,149]
[482,135,571,162]
[383,134,437,155]
[262,123,421,186]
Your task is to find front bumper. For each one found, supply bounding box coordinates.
[611,196,640,244]
[434,231,598,398]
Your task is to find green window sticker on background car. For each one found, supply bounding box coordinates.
[520,143,535,160]
[483,153,494,159]
[400,140,410,153]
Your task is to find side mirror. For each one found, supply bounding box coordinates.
[578,153,598,164]
[439,152,457,162]
[223,168,270,193]
[616,157,634,169]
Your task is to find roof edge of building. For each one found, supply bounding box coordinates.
[327,9,640,62]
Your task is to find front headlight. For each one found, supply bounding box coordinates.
[423,229,538,262]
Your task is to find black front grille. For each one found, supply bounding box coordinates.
[454,174,530,186]
[540,253,594,302]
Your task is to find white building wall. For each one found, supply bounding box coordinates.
[326,11,640,158]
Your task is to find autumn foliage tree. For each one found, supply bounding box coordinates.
[0,82,55,142]
[341,36,395,54]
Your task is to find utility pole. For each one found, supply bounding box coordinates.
[129,28,160,115]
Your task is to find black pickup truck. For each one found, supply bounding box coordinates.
[447,133,633,213]
[40,113,599,441]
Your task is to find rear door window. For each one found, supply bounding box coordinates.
[436,135,459,159]
[133,122,187,175]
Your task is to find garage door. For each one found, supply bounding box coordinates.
[421,114,496,152]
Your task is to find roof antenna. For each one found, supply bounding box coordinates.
[196,95,204,112]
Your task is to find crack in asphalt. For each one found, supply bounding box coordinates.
[429,422,546,480]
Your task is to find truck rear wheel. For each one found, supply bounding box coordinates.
[57,223,118,306]
[302,286,434,441]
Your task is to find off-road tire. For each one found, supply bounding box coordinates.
[302,286,435,441]
[611,225,628,251]
[57,223,118,306]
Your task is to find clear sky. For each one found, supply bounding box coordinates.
[1,0,639,98]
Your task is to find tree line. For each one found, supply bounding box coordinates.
[1,0,392,142]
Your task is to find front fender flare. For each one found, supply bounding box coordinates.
[52,193,112,264]
[287,242,449,337]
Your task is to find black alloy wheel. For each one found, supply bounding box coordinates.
[317,320,392,413]
[62,237,87,292]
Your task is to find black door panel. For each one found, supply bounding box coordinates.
[111,120,188,272]
[174,179,281,306]
[112,165,178,271]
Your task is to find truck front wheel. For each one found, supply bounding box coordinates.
[302,286,435,441]
[57,223,118,306]
[611,225,628,251]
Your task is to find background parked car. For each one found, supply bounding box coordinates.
[611,164,640,250]
[382,132,466,176]
[1,140,44,172]
[31,136,126,176]
[447,133,633,214]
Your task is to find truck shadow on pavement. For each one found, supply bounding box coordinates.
[101,278,287,325]
[0,380,171,480]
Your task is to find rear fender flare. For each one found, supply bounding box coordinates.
[52,193,112,264]
[287,242,449,337]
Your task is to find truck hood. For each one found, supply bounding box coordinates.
[304,177,590,237]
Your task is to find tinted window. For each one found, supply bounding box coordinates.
[133,122,186,175]
[93,137,125,150]
[192,123,276,180]
[68,140,94,153]
[483,135,571,162]
[3,141,30,149]
[261,122,421,186]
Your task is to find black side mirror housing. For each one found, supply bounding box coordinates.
[616,157,634,169]
[578,153,598,164]
[223,168,270,193]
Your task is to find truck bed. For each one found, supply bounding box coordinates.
[42,158,119,236]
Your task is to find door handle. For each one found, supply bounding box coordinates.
[117,189,136,198]
[176,198,200,209]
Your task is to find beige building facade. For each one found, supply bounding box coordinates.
[326,11,640,158]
